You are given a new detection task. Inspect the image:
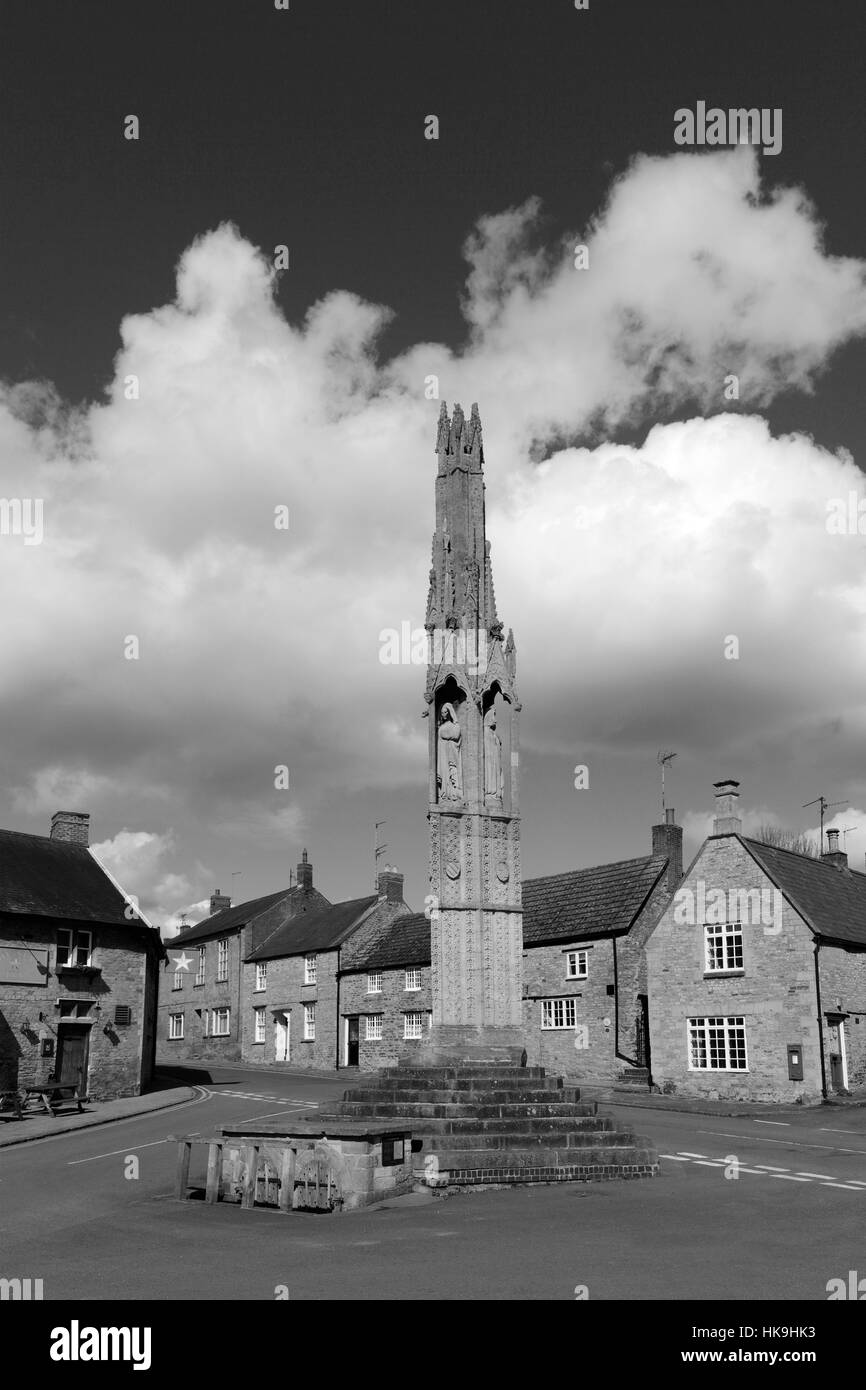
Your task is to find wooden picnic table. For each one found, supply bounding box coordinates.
[22,1083,84,1116]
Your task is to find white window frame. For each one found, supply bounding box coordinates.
[57,928,92,968]
[404,968,421,992]
[195,946,205,986]
[211,1006,230,1037]
[365,1013,383,1042]
[403,1011,424,1040]
[541,997,578,1030]
[304,954,317,986]
[565,950,588,980]
[303,1002,316,1041]
[253,1006,266,1044]
[367,971,383,994]
[704,922,744,974]
[172,969,184,991]
[168,1013,184,1040]
[216,939,228,982]
[255,961,268,992]
[688,1016,748,1071]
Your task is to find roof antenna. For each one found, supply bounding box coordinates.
[657,751,676,815]
[802,795,848,852]
[374,821,388,889]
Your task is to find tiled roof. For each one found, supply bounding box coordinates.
[170,888,301,945]
[0,829,149,931]
[743,838,866,948]
[522,855,669,945]
[247,895,379,960]
[340,855,670,969]
[343,913,432,971]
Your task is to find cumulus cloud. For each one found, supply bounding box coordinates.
[2,146,866,920]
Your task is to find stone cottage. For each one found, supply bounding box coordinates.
[0,811,165,1100]
[646,779,866,1103]
[158,851,329,1064]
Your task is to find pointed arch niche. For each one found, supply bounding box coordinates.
[482,682,513,814]
[435,677,467,805]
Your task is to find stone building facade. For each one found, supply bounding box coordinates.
[158,854,329,1065]
[340,913,432,1069]
[241,867,412,1070]
[0,811,165,1101]
[647,780,866,1103]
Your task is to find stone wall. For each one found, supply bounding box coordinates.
[340,965,432,1069]
[0,913,157,1099]
[646,835,823,1102]
[818,943,866,1090]
[239,948,340,1070]
[157,927,243,1064]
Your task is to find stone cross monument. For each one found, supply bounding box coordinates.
[421,401,524,1062]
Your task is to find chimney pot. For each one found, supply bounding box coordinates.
[377,866,404,904]
[296,852,313,892]
[712,779,742,835]
[652,811,683,894]
[210,889,231,916]
[50,811,90,847]
[821,829,848,871]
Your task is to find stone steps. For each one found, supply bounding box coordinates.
[342,1087,586,1106]
[326,1060,658,1187]
[335,1100,600,1120]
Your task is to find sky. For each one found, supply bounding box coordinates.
[1,0,866,934]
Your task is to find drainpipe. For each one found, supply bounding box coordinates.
[813,942,827,1101]
[335,946,341,1071]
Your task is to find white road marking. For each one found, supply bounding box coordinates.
[754,1164,790,1172]
[753,1120,790,1126]
[693,1160,727,1167]
[820,1127,861,1135]
[660,1154,691,1161]
[68,1137,172,1165]
[821,1183,864,1191]
[768,1173,810,1182]
[796,1172,837,1180]
[698,1128,866,1156]
[677,1151,706,1158]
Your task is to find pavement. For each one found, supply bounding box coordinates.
[1,1061,864,1300]
[0,1084,196,1148]
[579,1084,866,1118]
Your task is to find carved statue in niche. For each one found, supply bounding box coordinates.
[437,701,463,801]
[483,705,504,801]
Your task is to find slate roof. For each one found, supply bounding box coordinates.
[171,888,302,946]
[522,854,670,946]
[343,912,431,971]
[743,838,866,948]
[246,895,379,960]
[340,854,671,968]
[0,828,151,932]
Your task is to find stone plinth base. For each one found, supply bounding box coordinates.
[326,1064,659,1189]
[401,1024,527,1068]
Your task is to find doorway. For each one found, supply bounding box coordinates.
[346,1016,360,1067]
[274,1011,290,1063]
[55,1024,89,1096]
[827,1015,849,1092]
[636,994,650,1073]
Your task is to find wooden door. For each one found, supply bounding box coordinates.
[56,1025,89,1095]
[347,1016,360,1066]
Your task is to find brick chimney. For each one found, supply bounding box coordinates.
[712,779,742,835]
[377,865,404,904]
[209,889,231,916]
[50,811,90,846]
[822,828,849,872]
[296,849,313,892]
[652,807,683,893]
